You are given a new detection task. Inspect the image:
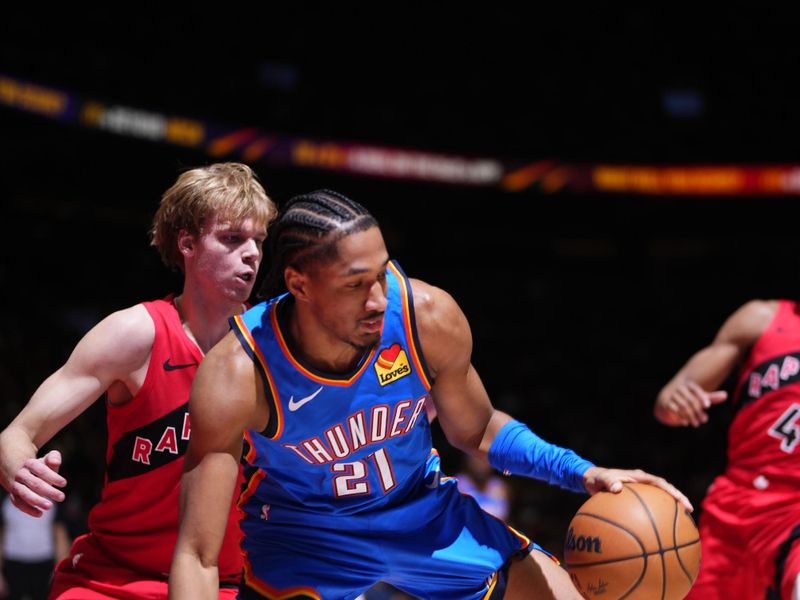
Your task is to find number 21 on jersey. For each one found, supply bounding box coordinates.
[332,448,396,497]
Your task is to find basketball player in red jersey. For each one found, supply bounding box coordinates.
[656,299,800,599]
[0,162,276,599]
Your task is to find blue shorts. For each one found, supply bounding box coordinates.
[238,479,544,600]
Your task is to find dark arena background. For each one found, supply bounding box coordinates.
[2,5,800,574]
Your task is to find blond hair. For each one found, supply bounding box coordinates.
[150,162,276,270]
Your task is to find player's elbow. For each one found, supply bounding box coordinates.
[446,430,483,455]
[174,540,220,573]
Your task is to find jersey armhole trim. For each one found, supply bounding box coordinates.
[231,315,284,440]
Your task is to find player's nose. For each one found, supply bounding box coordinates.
[366,280,388,312]
[241,238,261,263]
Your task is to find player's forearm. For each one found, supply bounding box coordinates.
[487,417,595,493]
[477,409,513,455]
[171,450,239,599]
[168,554,219,600]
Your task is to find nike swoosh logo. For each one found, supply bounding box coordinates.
[163,358,199,371]
[288,387,323,412]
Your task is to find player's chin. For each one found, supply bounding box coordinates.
[354,331,381,348]
[225,286,253,305]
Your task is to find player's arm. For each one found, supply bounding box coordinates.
[413,280,692,509]
[0,305,154,516]
[169,332,265,600]
[410,280,499,454]
[654,299,777,428]
[413,279,589,488]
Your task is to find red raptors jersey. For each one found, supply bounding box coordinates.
[83,298,242,582]
[730,299,800,486]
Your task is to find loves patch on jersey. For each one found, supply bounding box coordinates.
[374,343,412,386]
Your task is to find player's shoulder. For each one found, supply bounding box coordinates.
[63,303,156,378]
[193,330,264,428]
[105,303,156,336]
[717,299,780,345]
[90,303,156,356]
[729,299,780,324]
[201,330,253,375]
[409,278,458,308]
[409,279,463,327]
[409,278,471,359]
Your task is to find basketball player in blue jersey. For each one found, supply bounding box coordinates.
[170,190,692,600]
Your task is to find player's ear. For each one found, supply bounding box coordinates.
[285,267,310,301]
[177,229,196,259]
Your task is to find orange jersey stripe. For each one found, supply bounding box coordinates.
[237,464,266,509]
[242,561,322,600]
[481,570,499,599]
[389,262,431,390]
[506,523,532,551]
[243,430,258,464]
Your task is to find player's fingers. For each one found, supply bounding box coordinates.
[14,464,66,504]
[8,496,43,517]
[43,450,62,472]
[708,390,728,404]
[663,392,690,426]
[24,457,67,489]
[681,385,711,426]
[590,468,639,493]
[622,470,694,512]
[685,381,712,408]
[673,387,707,427]
[666,393,691,426]
[8,482,51,516]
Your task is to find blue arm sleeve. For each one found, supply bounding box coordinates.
[487,419,595,494]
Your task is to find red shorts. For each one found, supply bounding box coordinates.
[686,474,800,600]
[49,534,239,600]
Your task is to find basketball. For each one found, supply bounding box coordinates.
[564,483,701,600]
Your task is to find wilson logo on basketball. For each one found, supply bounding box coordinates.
[374,343,411,386]
[565,527,602,553]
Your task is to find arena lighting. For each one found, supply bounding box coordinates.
[2,73,799,196]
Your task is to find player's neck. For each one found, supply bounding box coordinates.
[174,288,246,354]
[287,304,367,374]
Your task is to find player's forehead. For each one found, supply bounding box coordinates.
[329,226,388,275]
[204,212,267,235]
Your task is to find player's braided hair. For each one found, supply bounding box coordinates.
[260,189,378,297]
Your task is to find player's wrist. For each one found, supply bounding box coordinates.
[488,419,594,494]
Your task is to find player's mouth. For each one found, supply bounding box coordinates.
[360,315,384,333]
[236,271,255,284]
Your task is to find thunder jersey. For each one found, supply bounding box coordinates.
[83,298,242,582]
[231,261,438,532]
[729,299,800,486]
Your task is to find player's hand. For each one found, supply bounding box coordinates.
[9,450,66,517]
[656,380,727,428]
[583,466,693,512]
